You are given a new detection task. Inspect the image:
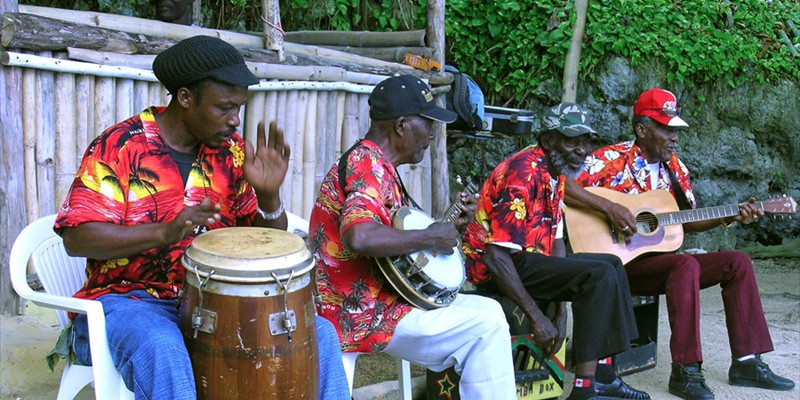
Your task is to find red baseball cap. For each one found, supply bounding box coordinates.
[633,88,689,127]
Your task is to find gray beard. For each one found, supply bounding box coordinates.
[549,150,582,179]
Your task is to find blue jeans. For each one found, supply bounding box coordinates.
[73,290,349,400]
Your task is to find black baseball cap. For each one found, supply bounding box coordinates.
[369,75,457,123]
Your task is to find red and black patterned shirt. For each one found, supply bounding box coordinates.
[576,140,695,207]
[55,107,257,301]
[308,140,412,353]
[462,145,565,285]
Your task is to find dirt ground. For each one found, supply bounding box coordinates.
[1,259,798,400]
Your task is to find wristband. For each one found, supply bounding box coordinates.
[257,201,284,221]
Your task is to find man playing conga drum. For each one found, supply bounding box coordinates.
[309,75,517,399]
[55,35,349,400]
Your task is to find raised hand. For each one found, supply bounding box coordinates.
[243,121,291,197]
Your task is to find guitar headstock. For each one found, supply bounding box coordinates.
[762,195,798,216]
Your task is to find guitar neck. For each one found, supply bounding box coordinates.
[657,203,755,226]
[439,182,478,223]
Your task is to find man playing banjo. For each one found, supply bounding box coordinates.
[309,74,516,399]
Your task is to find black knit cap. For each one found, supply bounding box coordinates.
[369,74,456,123]
[153,35,259,94]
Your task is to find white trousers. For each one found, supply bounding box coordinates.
[384,293,516,400]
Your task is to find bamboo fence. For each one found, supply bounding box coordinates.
[6,53,434,223]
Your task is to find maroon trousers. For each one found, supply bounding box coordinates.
[625,251,773,365]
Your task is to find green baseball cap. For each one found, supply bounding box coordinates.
[541,103,596,137]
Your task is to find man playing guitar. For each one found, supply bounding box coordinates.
[566,88,795,400]
[309,75,516,399]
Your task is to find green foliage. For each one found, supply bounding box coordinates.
[446,0,800,106]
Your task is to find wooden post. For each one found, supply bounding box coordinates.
[427,0,449,217]
[1,0,23,316]
[262,0,284,61]
[562,0,589,103]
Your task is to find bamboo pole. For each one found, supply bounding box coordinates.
[68,47,155,70]
[334,92,346,159]
[244,91,266,145]
[316,45,434,63]
[262,0,284,61]
[75,75,92,165]
[35,52,55,216]
[562,0,588,103]
[276,91,291,212]
[54,71,76,208]
[94,77,116,138]
[314,92,331,192]
[17,6,412,71]
[341,93,360,154]
[133,80,149,115]
[264,90,278,126]
[116,78,134,121]
[22,67,38,223]
[427,0,448,216]
[285,30,426,47]
[302,91,318,218]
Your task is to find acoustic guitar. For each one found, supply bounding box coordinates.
[564,187,797,265]
[373,178,478,310]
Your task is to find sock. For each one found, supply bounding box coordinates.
[736,354,755,362]
[567,375,596,400]
[596,357,616,384]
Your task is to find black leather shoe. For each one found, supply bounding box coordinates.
[668,363,715,400]
[729,355,795,391]
[595,377,651,399]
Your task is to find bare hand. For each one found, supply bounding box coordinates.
[425,222,461,254]
[528,308,559,355]
[453,192,478,231]
[736,197,764,225]
[607,202,637,236]
[244,121,291,197]
[165,197,221,243]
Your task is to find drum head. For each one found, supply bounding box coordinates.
[183,227,313,283]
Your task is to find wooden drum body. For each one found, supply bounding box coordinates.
[180,227,319,400]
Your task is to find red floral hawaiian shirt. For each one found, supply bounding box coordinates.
[55,106,257,301]
[462,145,565,285]
[576,140,695,207]
[308,140,413,353]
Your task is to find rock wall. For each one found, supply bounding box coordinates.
[449,57,799,251]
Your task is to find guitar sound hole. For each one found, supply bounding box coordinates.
[635,212,659,234]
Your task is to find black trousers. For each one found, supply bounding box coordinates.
[484,252,638,365]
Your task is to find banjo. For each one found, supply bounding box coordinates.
[373,178,478,310]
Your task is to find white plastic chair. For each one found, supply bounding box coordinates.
[9,214,134,400]
[285,212,412,399]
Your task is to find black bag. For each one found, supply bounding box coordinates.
[445,65,486,131]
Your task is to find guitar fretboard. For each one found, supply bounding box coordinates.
[657,203,761,226]
[440,182,478,223]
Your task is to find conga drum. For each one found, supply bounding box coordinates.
[180,227,319,399]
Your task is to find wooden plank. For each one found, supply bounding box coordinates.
[427,0,449,216]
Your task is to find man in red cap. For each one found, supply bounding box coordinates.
[566,88,795,399]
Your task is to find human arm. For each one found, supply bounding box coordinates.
[342,220,461,258]
[564,179,637,236]
[243,121,291,230]
[482,244,560,356]
[684,197,764,233]
[62,197,222,260]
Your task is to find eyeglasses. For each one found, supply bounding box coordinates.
[645,106,681,117]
